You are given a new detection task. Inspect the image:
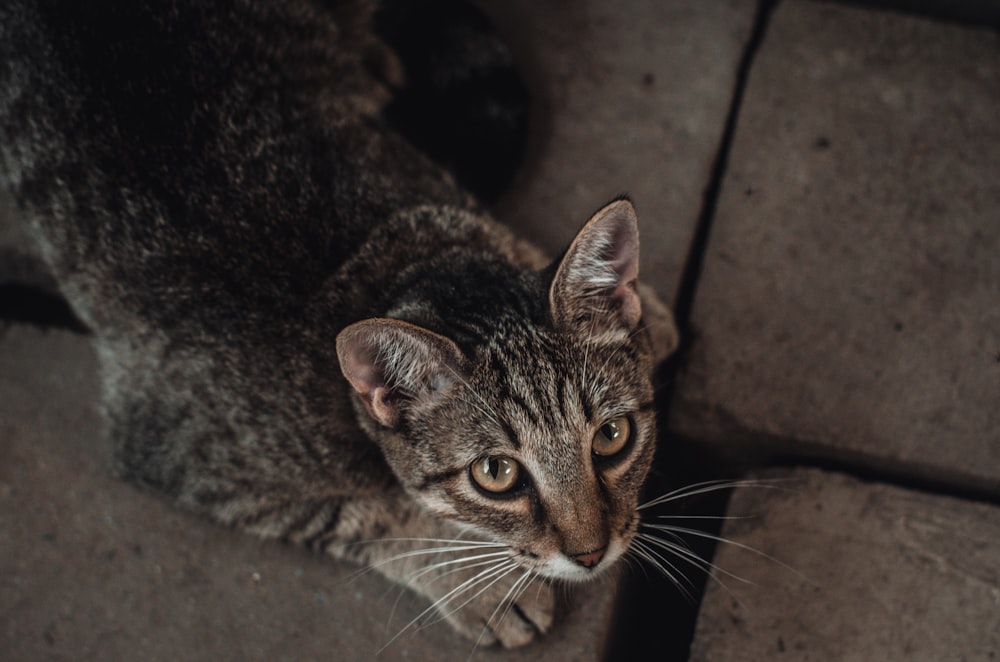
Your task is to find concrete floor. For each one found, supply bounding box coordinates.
[2,0,998,660]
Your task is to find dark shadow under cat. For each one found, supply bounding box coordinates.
[0,0,678,647]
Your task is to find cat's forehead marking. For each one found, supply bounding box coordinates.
[495,355,582,427]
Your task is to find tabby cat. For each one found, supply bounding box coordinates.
[0,0,678,647]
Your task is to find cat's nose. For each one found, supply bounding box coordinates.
[572,547,607,569]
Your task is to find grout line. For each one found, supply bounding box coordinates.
[668,428,1000,508]
[766,453,1000,508]
[820,0,1000,30]
[670,0,779,335]
[0,283,89,334]
[604,3,781,661]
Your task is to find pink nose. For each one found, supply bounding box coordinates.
[572,547,606,569]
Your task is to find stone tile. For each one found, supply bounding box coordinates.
[0,325,614,661]
[690,468,1000,661]
[474,0,757,304]
[669,1,1000,491]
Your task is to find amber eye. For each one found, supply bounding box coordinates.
[592,417,631,457]
[470,456,521,493]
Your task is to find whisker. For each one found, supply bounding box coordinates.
[376,545,507,566]
[503,570,536,625]
[380,553,507,632]
[617,546,649,581]
[628,539,695,601]
[387,554,510,639]
[431,561,522,625]
[635,532,749,606]
[638,478,793,511]
[347,536,505,547]
[637,532,754,586]
[470,568,534,659]
[406,552,511,585]
[637,533,694,590]
[418,561,524,636]
[629,539,687,586]
[637,479,750,511]
[641,523,810,584]
[337,535,504,566]
[345,543,507,584]
[378,560,518,654]
[533,575,552,604]
[654,514,752,521]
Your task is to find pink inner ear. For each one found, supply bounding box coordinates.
[610,228,639,282]
[336,318,466,429]
[589,202,642,328]
[368,385,397,427]
[550,199,647,332]
[338,336,385,398]
[337,330,401,428]
[610,224,641,326]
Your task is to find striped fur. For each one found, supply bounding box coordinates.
[0,0,678,648]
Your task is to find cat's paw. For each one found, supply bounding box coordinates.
[430,571,556,648]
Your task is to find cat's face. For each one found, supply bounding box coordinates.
[338,199,659,580]
[405,324,656,581]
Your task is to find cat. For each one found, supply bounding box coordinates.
[0,0,678,647]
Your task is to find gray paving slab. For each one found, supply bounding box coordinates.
[669,0,1000,492]
[474,0,757,305]
[689,468,1000,661]
[0,325,615,661]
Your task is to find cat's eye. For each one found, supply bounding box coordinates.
[592,417,631,457]
[470,456,520,493]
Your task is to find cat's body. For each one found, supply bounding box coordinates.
[0,0,677,647]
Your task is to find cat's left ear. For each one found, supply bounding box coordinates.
[336,319,465,428]
[550,198,642,336]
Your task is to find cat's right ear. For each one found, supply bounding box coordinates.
[336,319,465,428]
[549,198,642,338]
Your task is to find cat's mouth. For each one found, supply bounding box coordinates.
[514,535,631,582]
[513,510,642,581]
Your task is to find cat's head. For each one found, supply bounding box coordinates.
[337,198,673,581]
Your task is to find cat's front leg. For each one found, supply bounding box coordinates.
[328,492,555,648]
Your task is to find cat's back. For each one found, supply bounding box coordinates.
[0,0,472,335]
